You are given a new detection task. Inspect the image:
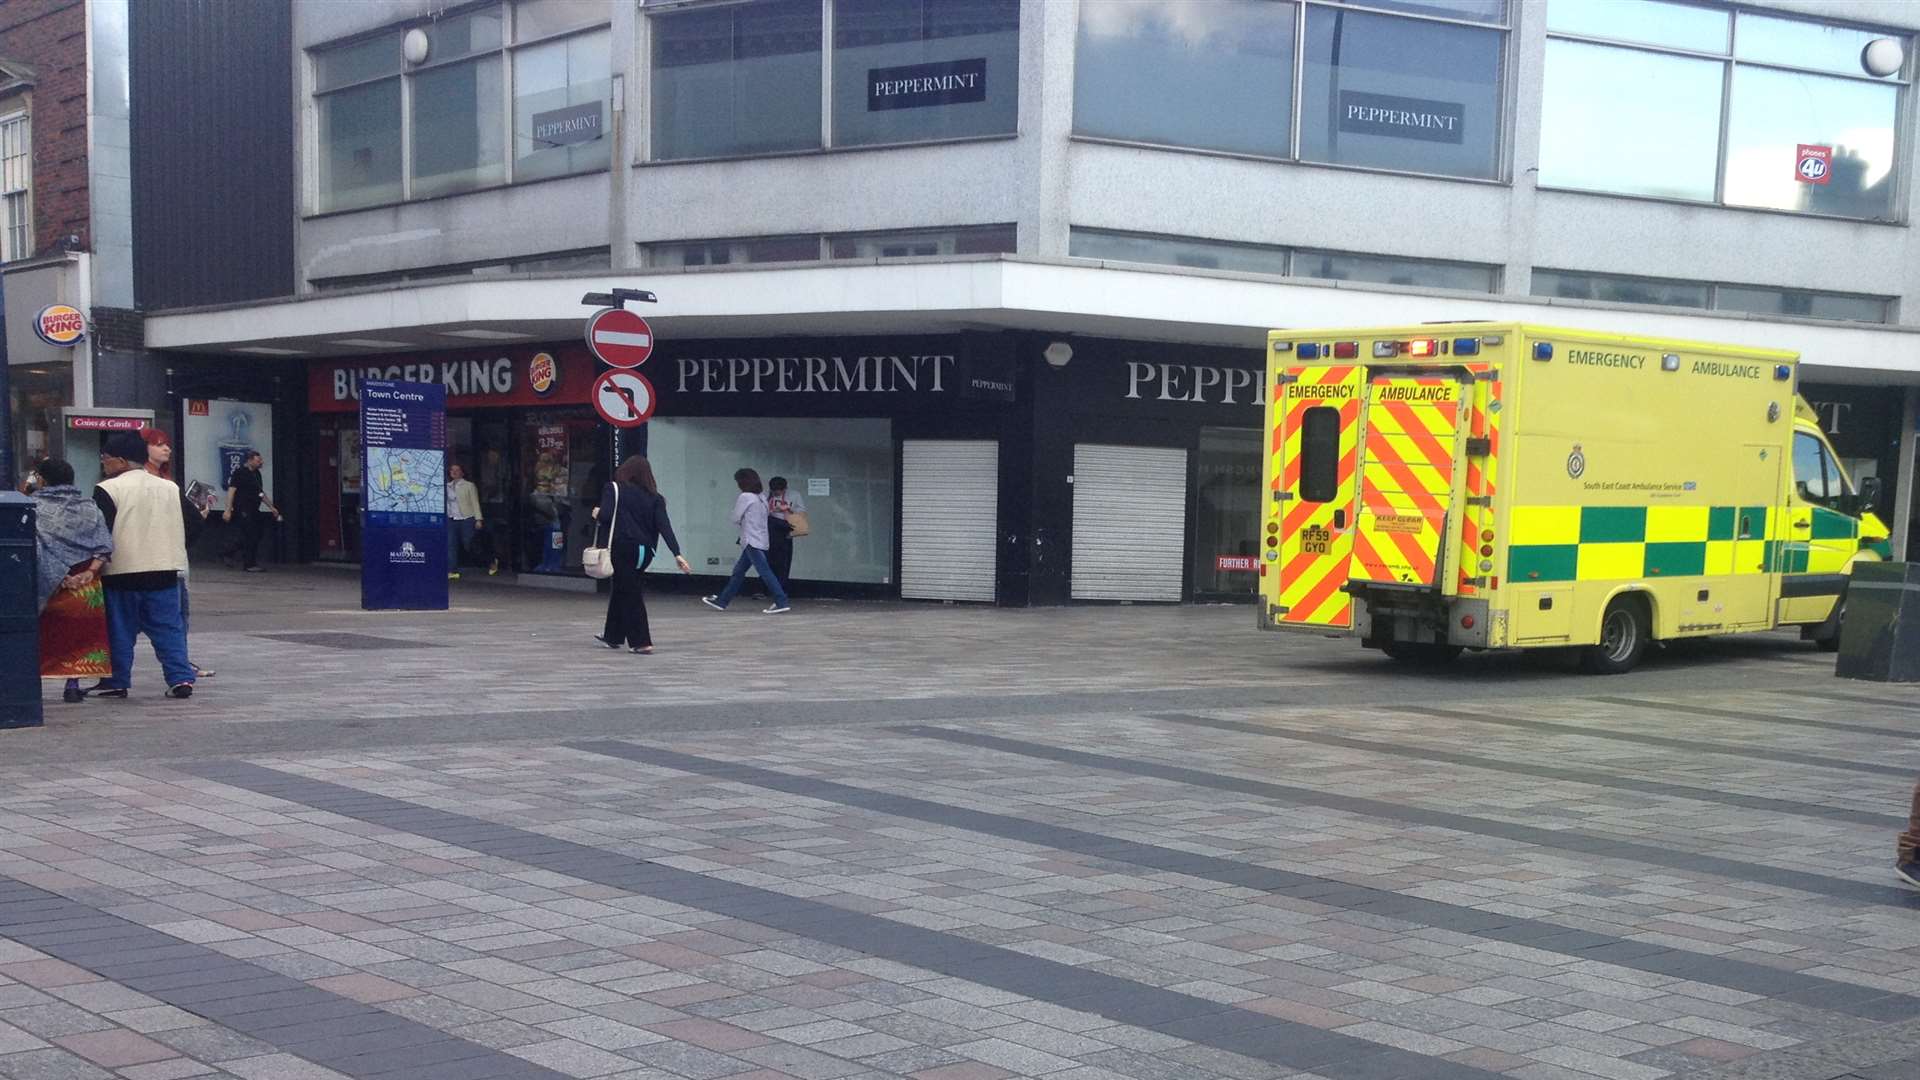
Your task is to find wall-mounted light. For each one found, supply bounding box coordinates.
[1043,341,1073,368]
[1862,38,1904,78]
[403,28,431,66]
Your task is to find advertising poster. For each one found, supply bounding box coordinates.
[183,399,274,511]
[359,379,448,611]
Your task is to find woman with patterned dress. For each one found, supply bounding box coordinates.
[28,458,113,703]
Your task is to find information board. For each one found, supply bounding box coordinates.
[359,379,448,610]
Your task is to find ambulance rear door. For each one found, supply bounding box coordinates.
[1352,371,1473,592]
[1271,365,1365,628]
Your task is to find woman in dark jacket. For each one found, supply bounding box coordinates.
[593,456,690,653]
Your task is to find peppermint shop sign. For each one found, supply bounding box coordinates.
[1338,90,1464,144]
[868,58,987,111]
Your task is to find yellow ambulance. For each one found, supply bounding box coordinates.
[1257,323,1891,673]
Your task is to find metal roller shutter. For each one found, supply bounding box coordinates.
[1072,444,1188,602]
[900,440,999,602]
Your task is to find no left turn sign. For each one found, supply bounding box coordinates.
[585,307,655,368]
[592,369,656,428]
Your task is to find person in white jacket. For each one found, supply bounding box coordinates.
[701,468,790,614]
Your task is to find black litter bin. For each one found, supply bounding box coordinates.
[0,492,43,728]
[1835,561,1920,683]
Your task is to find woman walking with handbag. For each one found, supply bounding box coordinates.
[590,456,690,654]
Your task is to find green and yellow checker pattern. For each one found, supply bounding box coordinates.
[1505,505,1848,583]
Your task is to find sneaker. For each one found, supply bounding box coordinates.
[701,596,727,611]
[448,572,461,580]
[488,560,500,576]
[630,645,653,654]
[1899,861,1920,890]
[194,666,216,679]
[166,683,194,700]
[763,604,790,614]
[84,682,126,699]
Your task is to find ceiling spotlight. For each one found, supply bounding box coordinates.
[1043,341,1073,368]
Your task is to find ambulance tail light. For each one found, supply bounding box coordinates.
[1406,339,1439,358]
[1333,341,1360,359]
[1453,338,1480,356]
[1460,615,1475,630]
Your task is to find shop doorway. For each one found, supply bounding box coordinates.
[1191,428,1261,599]
[900,439,999,601]
[1071,443,1188,602]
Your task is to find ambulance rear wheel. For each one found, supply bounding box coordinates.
[1583,596,1650,675]
[1381,641,1462,665]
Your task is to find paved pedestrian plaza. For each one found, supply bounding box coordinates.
[3,569,1917,1079]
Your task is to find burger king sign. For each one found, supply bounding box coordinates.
[34,304,86,348]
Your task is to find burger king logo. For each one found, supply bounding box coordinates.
[528,352,559,396]
[34,305,86,347]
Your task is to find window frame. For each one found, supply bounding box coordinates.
[638,0,1022,164]
[1792,430,1848,506]
[1541,1,1911,222]
[1531,266,1893,325]
[1069,0,1515,186]
[1068,227,1503,294]
[0,107,31,263]
[306,0,614,215]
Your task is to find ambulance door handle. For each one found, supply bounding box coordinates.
[1333,509,1347,529]
[1792,521,1810,530]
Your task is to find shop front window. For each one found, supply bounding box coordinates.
[832,0,1018,147]
[1540,1,1909,220]
[644,417,896,584]
[1191,428,1261,597]
[519,412,603,574]
[9,363,71,478]
[650,0,824,160]
[514,29,613,181]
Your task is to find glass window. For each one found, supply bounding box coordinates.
[318,80,403,211]
[410,54,506,197]
[1295,250,1495,291]
[1299,407,1340,503]
[510,248,609,272]
[1793,431,1841,504]
[315,32,403,90]
[1539,40,1722,200]
[1723,66,1898,219]
[421,7,504,62]
[1736,14,1899,77]
[1299,7,1503,179]
[0,111,29,261]
[832,0,1018,148]
[1545,0,1727,52]
[1715,285,1888,323]
[514,30,611,181]
[1068,229,1289,274]
[651,237,824,267]
[829,225,1015,259]
[1532,269,1709,308]
[1323,0,1504,22]
[515,0,606,40]
[1073,0,1294,158]
[644,417,896,584]
[650,0,823,160]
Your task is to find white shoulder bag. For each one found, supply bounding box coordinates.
[583,482,618,579]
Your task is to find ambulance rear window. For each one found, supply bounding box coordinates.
[1300,407,1340,503]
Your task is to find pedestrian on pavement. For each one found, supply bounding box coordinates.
[446,462,484,580]
[90,431,204,699]
[26,458,113,704]
[143,428,215,680]
[592,456,691,654]
[702,468,791,615]
[766,475,806,589]
[222,450,279,572]
[1899,779,1920,889]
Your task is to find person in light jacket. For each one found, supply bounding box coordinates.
[702,468,790,614]
[592,456,691,653]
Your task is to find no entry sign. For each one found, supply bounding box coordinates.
[592,369,656,428]
[585,307,654,368]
